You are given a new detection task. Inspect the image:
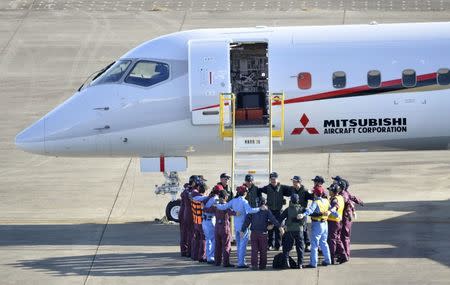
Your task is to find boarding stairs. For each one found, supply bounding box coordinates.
[219,93,285,189]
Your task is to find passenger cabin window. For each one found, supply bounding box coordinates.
[297,72,312,90]
[437,68,450,85]
[402,69,416,87]
[91,60,131,86]
[125,61,169,87]
[367,70,381,88]
[333,71,346,89]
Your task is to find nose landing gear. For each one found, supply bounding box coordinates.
[154,171,184,223]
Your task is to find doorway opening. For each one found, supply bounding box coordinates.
[230,42,268,126]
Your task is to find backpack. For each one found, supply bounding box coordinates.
[272,253,297,269]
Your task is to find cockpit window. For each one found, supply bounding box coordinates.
[125,61,170,87]
[90,60,131,86]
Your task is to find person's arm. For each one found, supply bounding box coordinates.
[241,214,252,232]
[281,184,292,196]
[279,208,288,223]
[260,185,267,194]
[215,200,231,210]
[226,208,237,216]
[244,200,260,214]
[203,206,216,214]
[192,195,208,202]
[348,192,364,206]
[302,201,318,216]
[305,190,314,201]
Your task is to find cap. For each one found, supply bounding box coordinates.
[291,193,300,204]
[198,175,207,182]
[337,180,347,190]
[236,185,248,195]
[327,183,339,193]
[213,184,224,194]
[313,186,324,197]
[331,176,342,181]
[269,172,278,179]
[291,175,302,182]
[312,175,325,184]
[189,175,198,184]
[245,174,254,182]
[220,173,231,179]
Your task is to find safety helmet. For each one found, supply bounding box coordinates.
[245,174,254,182]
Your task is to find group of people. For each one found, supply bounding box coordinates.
[178,171,364,270]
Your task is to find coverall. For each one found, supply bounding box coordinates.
[180,184,193,257]
[193,194,217,262]
[340,189,363,259]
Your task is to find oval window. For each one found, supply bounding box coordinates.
[333,71,346,89]
[297,72,312,90]
[367,70,381,88]
[402,69,416,87]
[437,68,450,85]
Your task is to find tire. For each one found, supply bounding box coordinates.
[166,199,181,223]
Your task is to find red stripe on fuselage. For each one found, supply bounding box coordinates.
[192,72,437,111]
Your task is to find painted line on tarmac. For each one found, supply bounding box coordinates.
[82,157,133,285]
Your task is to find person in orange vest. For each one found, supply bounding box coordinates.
[190,177,207,262]
[327,183,347,264]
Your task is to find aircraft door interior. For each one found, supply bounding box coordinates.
[230,42,268,125]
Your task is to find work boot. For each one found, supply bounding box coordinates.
[223,263,234,268]
[321,261,330,266]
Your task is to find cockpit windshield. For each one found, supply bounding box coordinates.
[89,60,131,87]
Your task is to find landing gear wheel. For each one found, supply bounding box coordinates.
[166,199,181,223]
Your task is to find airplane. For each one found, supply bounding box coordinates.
[15,22,450,221]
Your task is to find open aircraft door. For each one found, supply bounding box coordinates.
[188,39,232,125]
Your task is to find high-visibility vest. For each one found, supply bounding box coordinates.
[311,198,330,222]
[328,195,344,222]
[191,200,203,225]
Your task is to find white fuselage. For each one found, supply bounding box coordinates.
[15,22,450,157]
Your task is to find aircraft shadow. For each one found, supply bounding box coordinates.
[4,199,450,276]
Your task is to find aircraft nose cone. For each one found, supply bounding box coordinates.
[15,119,46,154]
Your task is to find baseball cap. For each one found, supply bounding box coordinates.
[269,172,278,179]
[312,175,325,184]
[291,175,302,182]
[327,183,339,193]
[331,176,342,181]
[220,173,231,179]
[236,185,248,195]
[245,174,254,182]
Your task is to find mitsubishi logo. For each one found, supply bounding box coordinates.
[291,114,319,135]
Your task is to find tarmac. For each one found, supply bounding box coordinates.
[1,1,450,284]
